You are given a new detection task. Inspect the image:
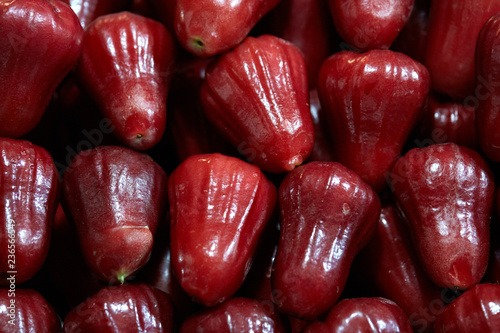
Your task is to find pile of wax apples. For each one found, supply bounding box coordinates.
[5,0,500,332]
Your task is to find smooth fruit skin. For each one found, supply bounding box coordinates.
[272,161,381,320]
[354,203,442,333]
[62,0,132,29]
[0,138,60,285]
[303,297,413,333]
[168,153,277,306]
[424,0,500,100]
[434,283,500,332]
[0,0,83,138]
[174,0,280,57]
[0,288,60,333]
[328,0,414,52]
[307,89,335,163]
[475,12,500,162]
[201,35,314,173]
[179,297,285,333]
[77,11,175,150]
[317,50,430,192]
[390,143,494,290]
[62,146,168,284]
[63,283,173,333]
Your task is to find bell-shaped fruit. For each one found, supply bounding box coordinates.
[201,35,314,173]
[168,153,277,306]
[62,146,168,284]
[62,0,132,29]
[77,11,176,150]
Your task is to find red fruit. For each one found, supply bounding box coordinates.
[434,283,500,332]
[179,298,285,333]
[62,0,132,29]
[77,12,176,150]
[0,138,59,285]
[62,146,168,284]
[390,143,495,290]
[63,283,174,332]
[328,0,414,52]
[303,297,413,333]
[425,0,500,100]
[0,288,60,333]
[272,161,381,320]
[201,35,314,173]
[168,153,277,306]
[353,203,442,333]
[0,0,83,138]
[174,0,280,57]
[475,11,500,162]
[317,50,430,192]
[307,89,335,163]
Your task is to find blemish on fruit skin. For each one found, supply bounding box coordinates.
[343,203,351,215]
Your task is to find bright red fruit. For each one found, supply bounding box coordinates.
[63,283,174,332]
[272,161,381,320]
[0,138,59,285]
[303,297,413,333]
[62,146,168,284]
[0,0,83,138]
[201,35,314,173]
[328,0,414,52]
[475,11,500,162]
[317,50,430,192]
[77,12,176,150]
[179,298,285,333]
[63,0,131,29]
[424,0,500,100]
[0,288,60,333]
[168,153,277,306]
[390,143,494,290]
[174,0,280,56]
[434,283,500,332]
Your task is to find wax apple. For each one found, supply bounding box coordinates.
[63,283,173,332]
[317,50,430,192]
[62,0,131,29]
[307,89,335,163]
[77,12,175,150]
[475,12,500,162]
[0,138,59,285]
[0,288,60,333]
[272,161,381,319]
[328,0,414,51]
[434,283,500,332]
[0,0,83,138]
[168,153,277,306]
[303,297,412,332]
[390,143,494,290]
[174,0,280,56]
[201,35,314,173]
[62,146,168,284]
[425,0,500,99]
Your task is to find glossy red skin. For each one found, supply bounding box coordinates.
[425,0,500,100]
[201,35,314,173]
[62,146,168,284]
[179,297,285,333]
[174,0,280,57]
[0,0,83,138]
[354,204,442,333]
[0,138,59,285]
[475,12,500,162]
[434,283,500,332]
[307,89,335,163]
[272,161,381,320]
[269,0,335,88]
[317,50,430,192]
[303,297,413,333]
[328,0,414,52]
[390,143,494,290]
[63,283,173,333]
[62,0,131,29]
[0,288,60,333]
[416,95,479,150]
[168,153,277,306]
[77,12,176,150]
